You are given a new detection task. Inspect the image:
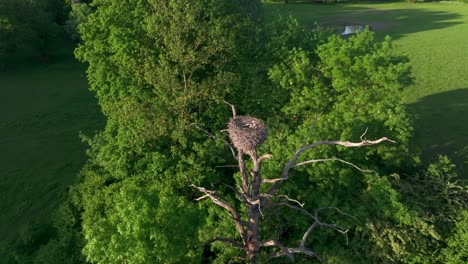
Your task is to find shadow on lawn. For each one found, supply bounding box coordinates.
[266,3,463,40]
[408,88,468,172]
[334,7,461,40]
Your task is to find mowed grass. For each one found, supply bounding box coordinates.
[264,2,468,165]
[0,56,103,243]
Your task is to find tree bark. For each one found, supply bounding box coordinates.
[244,153,264,263]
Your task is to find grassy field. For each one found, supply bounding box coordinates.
[264,1,468,165]
[0,55,103,243]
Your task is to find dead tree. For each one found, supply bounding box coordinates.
[191,103,394,263]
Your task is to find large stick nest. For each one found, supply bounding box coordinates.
[227,115,268,153]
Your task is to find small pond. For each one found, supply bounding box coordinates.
[342,24,365,35]
[316,23,371,37]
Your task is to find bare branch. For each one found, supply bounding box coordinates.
[195,122,381,262]
[263,240,319,261]
[191,123,237,160]
[262,178,285,184]
[258,154,273,163]
[294,158,375,173]
[238,151,249,195]
[262,206,351,261]
[360,127,368,141]
[266,135,394,196]
[316,206,357,221]
[277,194,305,207]
[221,181,251,207]
[190,184,247,241]
[311,137,395,148]
[261,240,276,247]
[223,100,237,118]
[208,237,244,250]
[310,207,353,245]
[195,194,210,201]
[215,165,238,168]
[190,185,236,214]
[262,240,295,262]
[269,246,318,260]
[219,182,240,194]
[300,221,320,248]
[273,202,314,218]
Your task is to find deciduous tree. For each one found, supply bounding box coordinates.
[73,0,267,262]
[0,0,61,62]
[31,1,466,263]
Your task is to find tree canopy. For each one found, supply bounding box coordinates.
[0,0,71,66]
[7,0,466,263]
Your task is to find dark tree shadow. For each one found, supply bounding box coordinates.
[331,7,461,40]
[264,3,462,40]
[408,88,468,172]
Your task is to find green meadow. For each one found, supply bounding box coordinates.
[0,56,103,242]
[1,0,467,257]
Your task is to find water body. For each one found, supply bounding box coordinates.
[342,25,365,35]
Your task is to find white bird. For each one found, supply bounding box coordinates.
[242,120,257,128]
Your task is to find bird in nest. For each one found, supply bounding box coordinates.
[241,120,258,129]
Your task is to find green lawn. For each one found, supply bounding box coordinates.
[264,2,468,165]
[0,56,103,243]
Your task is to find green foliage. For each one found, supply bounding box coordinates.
[64,3,92,42]
[264,1,468,167]
[75,0,264,131]
[261,28,442,263]
[73,0,267,262]
[0,15,12,63]
[442,210,468,263]
[79,173,201,263]
[393,156,467,259]
[267,30,414,171]
[31,201,86,264]
[2,197,86,264]
[46,0,71,25]
[395,155,467,225]
[20,1,464,263]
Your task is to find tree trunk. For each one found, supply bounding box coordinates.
[244,153,264,263]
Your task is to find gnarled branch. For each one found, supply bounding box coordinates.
[190,123,237,160]
[262,240,295,262]
[223,100,237,118]
[262,239,318,262]
[267,135,394,196]
[190,184,247,241]
[260,206,351,261]
[294,157,375,173]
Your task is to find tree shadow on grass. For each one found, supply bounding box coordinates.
[408,88,468,172]
[264,3,463,40]
[330,7,462,40]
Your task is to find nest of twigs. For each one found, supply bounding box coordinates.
[227,115,268,153]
